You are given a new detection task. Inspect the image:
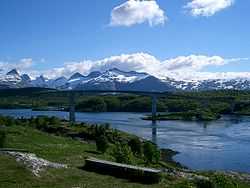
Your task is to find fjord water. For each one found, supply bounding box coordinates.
[1,109,250,173]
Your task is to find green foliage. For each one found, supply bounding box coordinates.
[96,135,109,153]
[147,109,221,121]
[113,144,134,164]
[211,174,238,188]
[195,109,221,121]
[0,114,249,187]
[195,179,214,188]
[123,98,151,112]
[208,102,231,114]
[26,116,69,136]
[0,128,6,148]
[77,97,107,112]
[128,137,142,156]
[3,89,250,118]
[104,97,121,111]
[164,99,200,112]
[171,180,194,188]
[143,141,160,164]
[49,116,61,126]
[0,116,16,127]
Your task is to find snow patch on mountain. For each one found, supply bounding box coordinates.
[1,68,250,91]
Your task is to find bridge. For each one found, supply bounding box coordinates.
[41,89,170,123]
[0,87,238,124]
[41,89,237,123]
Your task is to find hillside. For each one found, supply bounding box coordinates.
[1,116,250,188]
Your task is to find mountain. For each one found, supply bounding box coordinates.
[73,68,151,91]
[6,69,19,76]
[69,72,85,80]
[1,68,250,91]
[0,69,23,88]
[47,76,67,88]
[31,75,49,88]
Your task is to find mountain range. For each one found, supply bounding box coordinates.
[0,68,250,91]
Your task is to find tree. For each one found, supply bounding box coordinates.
[0,128,6,148]
[143,141,160,163]
[113,144,133,164]
[105,97,121,111]
[49,116,61,126]
[128,137,142,156]
[96,135,109,153]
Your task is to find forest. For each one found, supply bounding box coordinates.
[0,88,250,121]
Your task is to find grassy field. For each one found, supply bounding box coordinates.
[0,125,186,188]
[1,121,250,188]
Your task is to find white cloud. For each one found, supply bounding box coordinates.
[110,0,167,27]
[3,54,249,81]
[185,0,234,17]
[33,53,249,81]
[175,71,250,81]
[162,55,225,71]
[41,53,161,79]
[0,58,33,74]
[18,58,33,69]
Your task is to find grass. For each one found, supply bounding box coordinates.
[0,125,177,188]
[1,124,250,188]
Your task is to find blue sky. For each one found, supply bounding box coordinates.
[0,0,249,80]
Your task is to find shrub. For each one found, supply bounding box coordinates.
[195,179,214,188]
[143,141,160,164]
[35,116,48,129]
[128,137,142,156]
[0,116,15,127]
[96,135,109,153]
[211,174,238,188]
[113,144,133,164]
[49,116,61,126]
[95,124,108,137]
[0,129,6,148]
[77,97,107,112]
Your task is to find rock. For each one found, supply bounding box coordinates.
[1,151,67,176]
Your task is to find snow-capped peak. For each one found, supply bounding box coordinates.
[69,72,85,80]
[1,68,250,91]
[31,75,49,87]
[6,69,19,76]
[95,68,149,83]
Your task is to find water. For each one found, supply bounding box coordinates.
[0,109,250,173]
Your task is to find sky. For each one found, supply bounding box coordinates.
[0,0,250,80]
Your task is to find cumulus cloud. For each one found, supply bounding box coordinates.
[184,0,234,17]
[175,71,250,81]
[33,53,249,81]
[162,55,225,71]
[110,0,167,27]
[3,53,248,81]
[41,53,161,79]
[0,58,33,74]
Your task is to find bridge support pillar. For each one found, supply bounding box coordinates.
[69,92,76,123]
[151,95,157,122]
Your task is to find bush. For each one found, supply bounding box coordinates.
[0,116,15,127]
[77,97,107,112]
[113,144,134,164]
[211,174,238,188]
[0,129,6,148]
[143,141,160,163]
[128,137,142,156]
[96,135,109,153]
[195,179,214,188]
[49,116,61,126]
